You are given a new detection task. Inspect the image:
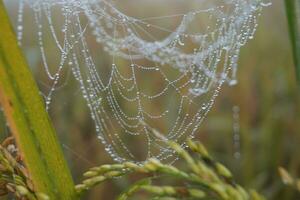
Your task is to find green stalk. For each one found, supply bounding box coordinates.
[0,1,76,199]
[285,0,300,85]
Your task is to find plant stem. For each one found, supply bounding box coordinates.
[0,1,76,199]
[285,0,300,85]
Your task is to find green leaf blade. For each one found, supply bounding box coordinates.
[0,1,76,199]
[285,0,300,85]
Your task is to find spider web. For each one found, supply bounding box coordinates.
[16,0,270,163]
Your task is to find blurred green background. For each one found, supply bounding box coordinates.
[1,0,300,199]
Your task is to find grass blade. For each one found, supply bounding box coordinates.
[285,0,300,85]
[0,1,76,199]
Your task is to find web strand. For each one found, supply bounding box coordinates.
[17,0,270,163]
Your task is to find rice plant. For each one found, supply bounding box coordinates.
[0,0,299,200]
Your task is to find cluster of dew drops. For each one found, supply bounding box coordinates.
[15,0,271,163]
